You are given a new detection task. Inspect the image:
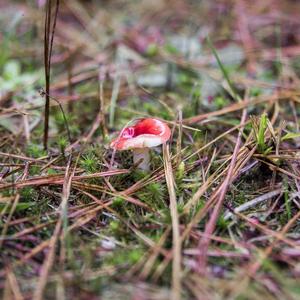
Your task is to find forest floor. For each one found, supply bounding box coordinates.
[1,1,300,299]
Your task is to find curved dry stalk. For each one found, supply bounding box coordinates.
[163,144,181,300]
[43,0,60,149]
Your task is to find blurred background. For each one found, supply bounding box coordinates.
[1,1,300,299]
[1,0,300,145]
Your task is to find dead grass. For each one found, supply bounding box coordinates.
[1,0,300,299]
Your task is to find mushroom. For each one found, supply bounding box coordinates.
[110,118,171,171]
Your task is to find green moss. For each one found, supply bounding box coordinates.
[215,96,229,109]
[47,168,58,175]
[109,220,120,232]
[176,161,185,182]
[26,143,47,158]
[29,165,41,176]
[136,182,166,210]
[57,136,68,154]
[105,248,144,266]
[128,248,144,263]
[80,153,98,173]
[20,187,37,201]
[216,215,230,230]
[112,196,124,208]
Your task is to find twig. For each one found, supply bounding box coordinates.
[43,0,60,149]
[5,268,24,300]
[224,188,283,220]
[32,218,61,300]
[0,194,20,249]
[0,169,129,191]
[40,88,71,144]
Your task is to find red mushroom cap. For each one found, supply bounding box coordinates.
[110,118,171,150]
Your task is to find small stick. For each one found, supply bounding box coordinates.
[43,0,60,150]
[223,188,283,220]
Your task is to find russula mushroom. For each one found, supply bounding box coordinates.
[110,118,171,171]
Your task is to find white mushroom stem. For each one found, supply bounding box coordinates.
[133,148,150,171]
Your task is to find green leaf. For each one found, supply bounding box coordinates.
[281,132,300,141]
[206,37,240,102]
[257,113,267,152]
[0,202,35,213]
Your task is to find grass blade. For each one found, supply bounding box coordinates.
[163,144,181,300]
